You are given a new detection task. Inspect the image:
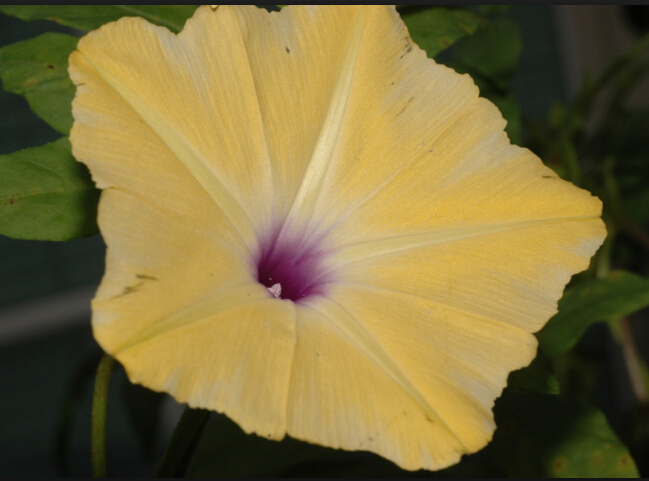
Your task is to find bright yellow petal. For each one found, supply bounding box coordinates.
[288,302,467,470]
[334,219,605,333]
[288,6,602,249]
[68,4,607,474]
[92,188,296,437]
[225,5,374,222]
[70,6,386,243]
[71,7,274,245]
[289,292,535,469]
[91,189,256,352]
[117,297,296,439]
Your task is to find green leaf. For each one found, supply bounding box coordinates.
[507,352,560,395]
[400,7,483,59]
[0,5,197,33]
[156,407,210,477]
[454,17,522,89]
[0,33,78,134]
[487,393,639,477]
[538,270,649,358]
[0,137,100,241]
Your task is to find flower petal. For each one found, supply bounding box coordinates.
[68,4,607,473]
[286,6,603,251]
[92,189,297,438]
[289,293,535,469]
[116,296,296,439]
[334,219,605,333]
[91,189,255,350]
[288,301,467,469]
[220,6,380,226]
[71,7,276,246]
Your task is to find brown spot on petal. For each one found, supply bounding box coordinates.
[136,274,157,280]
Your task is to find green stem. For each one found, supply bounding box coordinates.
[55,352,103,476]
[619,317,648,403]
[91,354,115,478]
[155,406,210,477]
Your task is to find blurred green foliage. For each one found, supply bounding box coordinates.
[539,271,649,357]
[0,5,196,32]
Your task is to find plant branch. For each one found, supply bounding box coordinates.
[91,354,115,478]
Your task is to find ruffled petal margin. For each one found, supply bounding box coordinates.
[69,5,606,472]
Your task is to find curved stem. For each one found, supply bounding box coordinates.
[155,406,210,477]
[619,317,648,403]
[91,354,115,478]
[55,352,103,476]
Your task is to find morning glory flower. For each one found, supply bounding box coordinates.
[68,5,605,471]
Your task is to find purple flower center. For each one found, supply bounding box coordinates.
[255,231,327,302]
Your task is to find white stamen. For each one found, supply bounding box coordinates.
[268,283,282,299]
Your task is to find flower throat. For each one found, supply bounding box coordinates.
[255,231,327,302]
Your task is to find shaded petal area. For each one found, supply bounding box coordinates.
[289,295,533,469]
[226,6,373,224]
[92,189,296,437]
[288,302,465,469]
[117,297,296,439]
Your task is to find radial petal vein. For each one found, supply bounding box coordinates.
[114,282,268,353]
[230,15,275,224]
[336,280,536,334]
[77,53,257,248]
[283,6,367,225]
[311,297,467,449]
[331,282,538,399]
[113,187,244,255]
[330,216,600,269]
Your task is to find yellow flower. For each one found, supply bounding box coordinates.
[69,5,605,471]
